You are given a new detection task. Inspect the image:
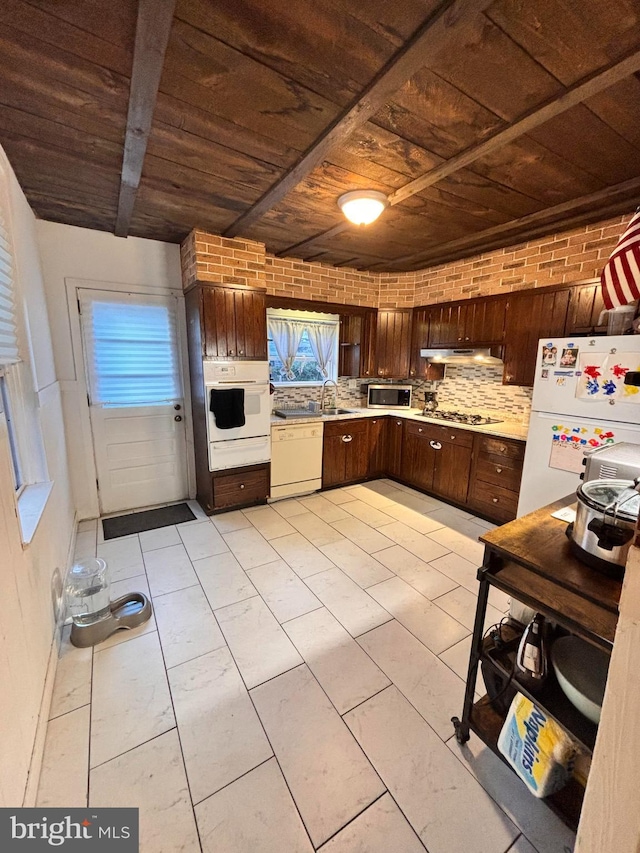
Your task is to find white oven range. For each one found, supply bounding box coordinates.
[204,361,271,471]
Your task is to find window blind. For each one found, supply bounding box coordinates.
[80,292,181,406]
[0,188,19,365]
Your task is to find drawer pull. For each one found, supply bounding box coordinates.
[496,467,503,474]
[492,497,499,503]
[450,435,456,440]
[430,440,442,450]
[418,428,423,433]
[342,434,353,443]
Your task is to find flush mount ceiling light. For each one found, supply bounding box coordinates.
[337,190,388,226]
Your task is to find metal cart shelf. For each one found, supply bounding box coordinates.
[451,495,621,831]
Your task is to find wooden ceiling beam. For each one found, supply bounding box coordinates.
[388,47,640,206]
[384,176,640,269]
[114,0,176,238]
[276,47,640,260]
[223,0,495,239]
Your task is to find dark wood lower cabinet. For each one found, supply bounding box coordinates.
[322,415,524,524]
[402,421,436,491]
[210,463,270,512]
[322,419,370,487]
[385,418,405,480]
[368,418,386,478]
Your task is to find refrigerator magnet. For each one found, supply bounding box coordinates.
[560,347,579,367]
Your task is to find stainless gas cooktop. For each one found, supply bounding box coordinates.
[420,410,503,426]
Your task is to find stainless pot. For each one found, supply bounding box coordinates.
[567,479,639,579]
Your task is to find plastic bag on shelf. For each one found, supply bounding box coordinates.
[498,692,577,798]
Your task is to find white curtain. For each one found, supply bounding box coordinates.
[268,317,306,380]
[306,322,337,378]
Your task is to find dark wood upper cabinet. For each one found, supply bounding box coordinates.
[409,307,446,381]
[360,310,377,378]
[425,296,508,348]
[201,284,267,360]
[467,295,509,345]
[375,309,412,378]
[338,313,362,377]
[503,287,571,386]
[565,281,607,336]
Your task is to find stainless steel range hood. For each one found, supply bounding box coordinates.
[419,347,503,365]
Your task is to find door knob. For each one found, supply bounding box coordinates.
[174,415,182,422]
[174,404,181,410]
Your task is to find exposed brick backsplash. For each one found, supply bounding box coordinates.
[182,213,630,309]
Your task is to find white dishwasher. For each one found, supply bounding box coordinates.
[270,422,324,500]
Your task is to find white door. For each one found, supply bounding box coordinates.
[79,289,188,515]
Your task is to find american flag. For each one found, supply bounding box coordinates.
[601,207,640,309]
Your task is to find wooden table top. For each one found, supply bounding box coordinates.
[480,495,622,615]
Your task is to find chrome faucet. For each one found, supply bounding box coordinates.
[320,379,338,412]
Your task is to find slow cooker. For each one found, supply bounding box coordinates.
[566,479,639,580]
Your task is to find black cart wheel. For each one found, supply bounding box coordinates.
[451,716,470,744]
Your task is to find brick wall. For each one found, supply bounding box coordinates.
[180,229,266,291]
[410,213,630,307]
[264,255,378,306]
[181,213,631,308]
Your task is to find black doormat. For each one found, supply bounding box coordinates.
[102,503,196,540]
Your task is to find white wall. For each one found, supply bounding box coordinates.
[575,543,640,852]
[0,149,74,805]
[35,222,186,519]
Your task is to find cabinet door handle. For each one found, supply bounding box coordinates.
[418,428,423,433]
[396,421,402,426]
[342,435,353,443]
[496,467,503,474]
[450,435,456,440]
[240,484,245,490]
[429,440,442,450]
[492,497,499,503]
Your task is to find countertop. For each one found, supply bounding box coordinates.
[270,406,529,441]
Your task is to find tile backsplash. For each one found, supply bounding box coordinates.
[272,366,532,423]
[433,365,532,422]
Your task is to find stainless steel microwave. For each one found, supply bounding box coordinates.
[367,384,412,409]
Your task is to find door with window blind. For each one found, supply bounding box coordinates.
[78,289,188,514]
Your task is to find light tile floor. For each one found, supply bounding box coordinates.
[38,486,576,853]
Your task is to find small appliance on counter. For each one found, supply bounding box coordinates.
[66,558,152,648]
[367,384,412,409]
[423,390,438,413]
[566,478,640,579]
[582,441,640,483]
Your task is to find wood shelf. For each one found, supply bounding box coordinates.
[469,698,585,832]
[482,626,598,753]
[454,495,621,834]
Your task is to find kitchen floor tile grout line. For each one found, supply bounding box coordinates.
[205,605,316,850]
[75,482,522,848]
[142,583,207,853]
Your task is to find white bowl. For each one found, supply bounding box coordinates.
[551,636,610,724]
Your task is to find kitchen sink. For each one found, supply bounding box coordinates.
[322,408,354,415]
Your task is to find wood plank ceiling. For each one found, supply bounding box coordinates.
[1,0,640,271]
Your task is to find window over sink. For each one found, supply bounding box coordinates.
[267,309,339,386]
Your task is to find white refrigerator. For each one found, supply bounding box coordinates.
[518,334,640,517]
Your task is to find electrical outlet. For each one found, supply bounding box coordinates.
[348,378,358,390]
